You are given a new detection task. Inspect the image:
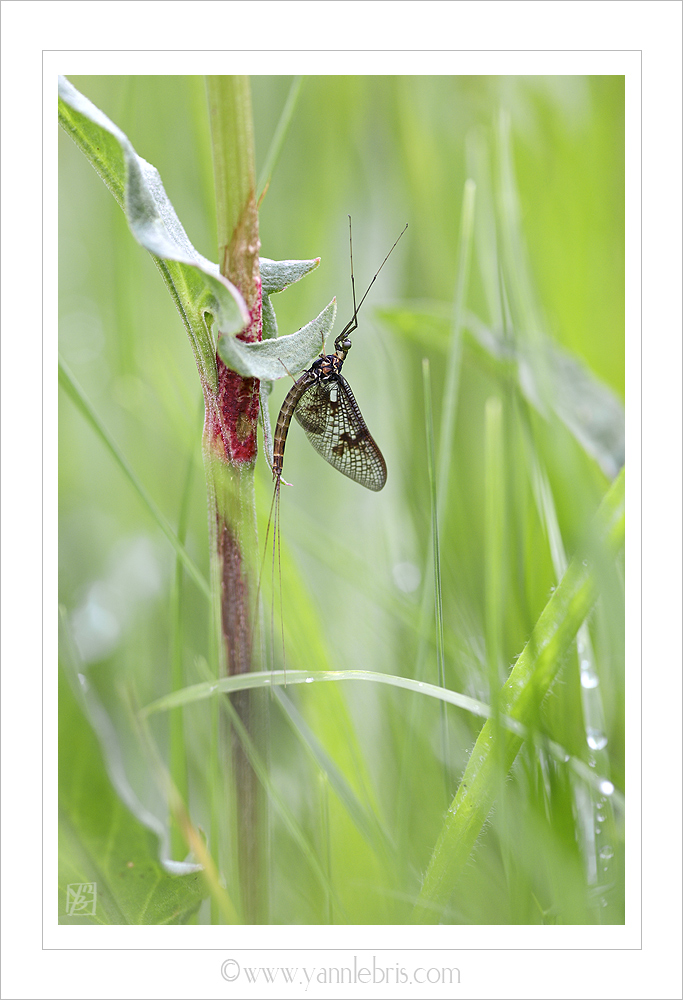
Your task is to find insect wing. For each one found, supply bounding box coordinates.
[294,374,387,491]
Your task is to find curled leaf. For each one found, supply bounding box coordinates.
[58,76,249,342]
[59,78,332,392]
[217,300,335,380]
[261,257,321,343]
[261,294,279,341]
[260,257,320,296]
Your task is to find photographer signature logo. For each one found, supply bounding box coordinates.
[65,883,97,916]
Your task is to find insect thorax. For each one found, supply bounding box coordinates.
[309,353,344,381]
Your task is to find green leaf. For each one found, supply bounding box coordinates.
[58,76,247,331]
[260,257,320,296]
[262,293,279,341]
[59,669,208,925]
[218,300,335,380]
[260,256,321,344]
[59,77,328,385]
[58,75,249,390]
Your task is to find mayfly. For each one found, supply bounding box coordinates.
[262,218,407,661]
[273,217,407,492]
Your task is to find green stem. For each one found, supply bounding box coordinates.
[204,75,265,923]
[207,76,260,312]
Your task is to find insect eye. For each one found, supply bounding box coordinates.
[341,338,352,351]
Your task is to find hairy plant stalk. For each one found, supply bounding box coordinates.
[205,75,265,923]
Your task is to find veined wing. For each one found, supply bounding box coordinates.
[294,374,387,491]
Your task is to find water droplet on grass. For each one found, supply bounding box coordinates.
[587,728,608,750]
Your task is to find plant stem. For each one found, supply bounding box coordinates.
[205,75,265,923]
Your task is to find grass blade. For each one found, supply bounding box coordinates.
[412,466,625,923]
[58,355,210,600]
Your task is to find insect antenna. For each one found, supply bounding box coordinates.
[335,218,408,347]
[259,218,407,677]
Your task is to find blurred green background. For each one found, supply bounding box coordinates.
[59,75,624,924]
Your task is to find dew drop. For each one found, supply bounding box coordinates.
[587,728,608,750]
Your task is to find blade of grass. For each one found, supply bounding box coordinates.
[484,395,505,712]
[257,76,304,203]
[423,358,450,797]
[58,355,210,600]
[141,666,621,805]
[143,668,491,719]
[436,177,475,517]
[273,687,397,864]
[169,396,204,858]
[412,466,625,922]
[219,687,347,919]
[394,182,476,831]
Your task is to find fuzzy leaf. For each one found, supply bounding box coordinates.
[217,300,335,380]
[261,293,279,341]
[58,76,248,335]
[59,77,331,387]
[260,256,320,344]
[260,257,320,296]
[58,76,250,391]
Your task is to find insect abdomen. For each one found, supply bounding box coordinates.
[272,371,316,480]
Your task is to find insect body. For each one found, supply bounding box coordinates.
[271,218,406,492]
[272,329,387,492]
[261,219,406,669]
